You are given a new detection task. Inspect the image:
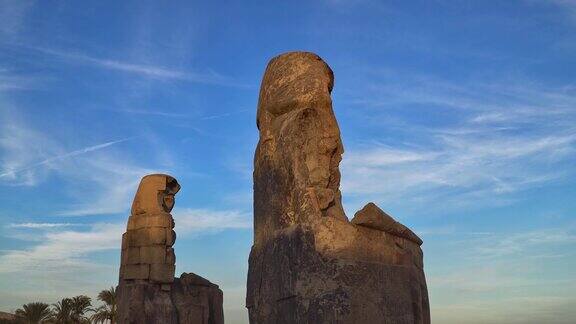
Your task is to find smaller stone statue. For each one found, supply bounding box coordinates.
[120,174,179,286]
[117,174,224,324]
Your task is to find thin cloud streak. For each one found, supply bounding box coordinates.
[428,226,576,323]
[341,72,576,209]
[0,222,123,274]
[8,223,79,229]
[113,109,189,118]
[473,229,576,258]
[54,158,156,217]
[109,109,250,120]
[200,109,250,120]
[0,0,33,39]
[0,208,251,274]
[0,107,64,186]
[0,222,122,310]
[174,208,252,234]
[0,137,134,179]
[0,68,39,91]
[28,46,242,87]
[0,106,172,217]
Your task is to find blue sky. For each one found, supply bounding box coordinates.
[0,1,575,323]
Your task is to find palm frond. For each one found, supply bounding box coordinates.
[15,302,52,323]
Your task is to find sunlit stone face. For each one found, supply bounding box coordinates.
[162,177,180,213]
[257,52,334,127]
[130,174,181,215]
[162,194,175,213]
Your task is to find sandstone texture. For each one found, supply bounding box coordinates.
[352,202,423,245]
[117,174,224,324]
[246,52,430,324]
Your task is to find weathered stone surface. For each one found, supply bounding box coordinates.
[172,273,225,324]
[247,52,430,324]
[119,174,179,283]
[352,202,423,245]
[117,281,177,324]
[117,174,224,324]
[123,264,150,280]
[150,264,175,283]
[117,272,224,324]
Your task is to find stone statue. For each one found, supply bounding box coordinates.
[117,174,224,324]
[246,52,430,324]
[120,174,179,285]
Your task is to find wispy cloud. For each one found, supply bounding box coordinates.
[0,106,161,215]
[474,228,576,258]
[110,108,249,120]
[428,226,576,323]
[538,0,576,22]
[0,222,122,309]
[0,108,62,186]
[0,207,251,305]
[0,68,40,91]
[174,208,251,234]
[0,222,123,274]
[7,223,79,229]
[55,158,156,217]
[112,108,189,118]
[0,0,34,40]
[428,227,576,292]
[0,209,251,274]
[343,133,574,197]
[0,137,134,181]
[432,293,576,324]
[341,72,576,210]
[200,109,250,120]
[28,46,240,86]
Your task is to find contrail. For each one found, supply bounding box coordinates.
[0,137,134,178]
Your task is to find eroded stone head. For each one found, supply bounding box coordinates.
[257,51,334,129]
[131,174,181,215]
[253,52,347,246]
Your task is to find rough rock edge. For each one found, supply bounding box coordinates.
[351,202,423,245]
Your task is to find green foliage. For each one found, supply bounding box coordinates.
[51,298,73,323]
[11,288,116,324]
[70,296,92,323]
[91,287,117,324]
[14,302,52,323]
[50,296,92,324]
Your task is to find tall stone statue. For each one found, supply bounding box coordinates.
[117,174,224,324]
[246,52,430,324]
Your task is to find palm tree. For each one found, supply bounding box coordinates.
[90,287,116,324]
[50,296,91,324]
[14,302,52,323]
[50,298,73,324]
[70,296,92,324]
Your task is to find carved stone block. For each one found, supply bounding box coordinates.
[150,264,175,283]
[123,264,149,280]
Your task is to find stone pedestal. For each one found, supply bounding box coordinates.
[117,273,224,324]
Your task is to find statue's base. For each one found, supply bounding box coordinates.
[117,272,224,324]
[247,218,430,324]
